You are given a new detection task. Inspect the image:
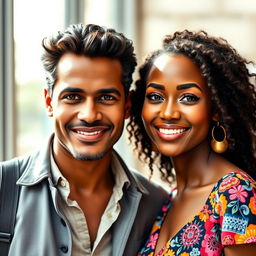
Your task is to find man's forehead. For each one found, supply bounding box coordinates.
[57,53,122,76]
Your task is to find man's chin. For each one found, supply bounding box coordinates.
[72,151,106,161]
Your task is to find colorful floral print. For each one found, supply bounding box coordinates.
[198,205,211,222]
[229,185,248,202]
[249,195,256,214]
[137,171,256,256]
[219,176,240,192]
[234,224,256,243]
[215,194,227,216]
[147,233,159,250]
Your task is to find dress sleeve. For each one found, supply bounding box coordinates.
[215,171,256,246]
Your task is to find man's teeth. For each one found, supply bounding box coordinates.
[76,130,101,135]
[159,128,186,135]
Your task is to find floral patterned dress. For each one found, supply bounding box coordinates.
[138,171,256,256]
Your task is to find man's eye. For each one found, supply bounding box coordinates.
[63,94,81,101]
[146,93,164,103]
[179,94,200,104]
[98,95,116,102]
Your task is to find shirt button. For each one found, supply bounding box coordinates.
[60,245,68,253]
[107,213,112,218]
[60,179,66,187]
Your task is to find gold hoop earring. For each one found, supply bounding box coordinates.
[211,122,228,153]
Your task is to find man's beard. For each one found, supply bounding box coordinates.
[72,150,107,161]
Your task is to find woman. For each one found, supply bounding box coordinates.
[127,30,256,256]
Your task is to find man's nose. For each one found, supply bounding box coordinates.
[77,99,102,123]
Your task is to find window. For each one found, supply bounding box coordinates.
[14,0,65,155]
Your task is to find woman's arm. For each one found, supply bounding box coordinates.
[224,243,256,256]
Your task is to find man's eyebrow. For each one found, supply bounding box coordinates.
[146,83,164,90]
[96,88,121,96]
[59,87,121,96]
[60,87,84,94]
[176,83,202,91]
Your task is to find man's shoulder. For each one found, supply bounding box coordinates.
[130,168,168,196]
[1,135,52,169]
[0,150,40,172]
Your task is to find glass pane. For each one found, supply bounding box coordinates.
[14,0,65,155]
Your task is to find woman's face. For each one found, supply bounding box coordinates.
[142,53,212,157]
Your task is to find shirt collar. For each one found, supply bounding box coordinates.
[17,134,148,195]
[50,147,131,196]
[50,149,65,187]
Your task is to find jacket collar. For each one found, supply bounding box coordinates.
[17,135,53,186]
[113,151,149,194]
[17,134,149,195]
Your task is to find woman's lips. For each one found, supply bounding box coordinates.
[155,126,189,141]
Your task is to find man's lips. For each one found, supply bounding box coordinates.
[76,130,102,136]
[70,126,111,142]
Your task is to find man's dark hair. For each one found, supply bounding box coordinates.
[41,23,137,96]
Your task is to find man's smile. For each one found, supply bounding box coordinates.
[70,125,112,142]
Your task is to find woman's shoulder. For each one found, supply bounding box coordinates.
[210,170,256,246]
[210,170,256,220]
[215,170,256,194]
[210,153,255,191]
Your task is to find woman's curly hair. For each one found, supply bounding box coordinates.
[127,30,256,184]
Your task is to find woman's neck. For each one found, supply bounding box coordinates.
[172,141,215,191]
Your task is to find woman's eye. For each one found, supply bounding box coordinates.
[179,94,200,104]
[146,93,164,103]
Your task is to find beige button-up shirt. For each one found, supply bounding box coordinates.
[50,152,130,256]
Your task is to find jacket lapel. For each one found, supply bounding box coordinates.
[111,186,142,256]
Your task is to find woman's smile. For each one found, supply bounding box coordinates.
[155,124,189,141]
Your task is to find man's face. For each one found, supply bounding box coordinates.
[45,53,130,161]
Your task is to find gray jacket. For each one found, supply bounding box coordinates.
[2,140,168,256]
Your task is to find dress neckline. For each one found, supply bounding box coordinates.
[154,170,248,256]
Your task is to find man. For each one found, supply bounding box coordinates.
[1,24,168,256]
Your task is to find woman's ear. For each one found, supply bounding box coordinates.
[44,89,53,117]
[212,113,219,122]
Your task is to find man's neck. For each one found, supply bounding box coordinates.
[52,141,115,246]
[52,143,114,193]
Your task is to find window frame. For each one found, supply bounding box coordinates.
[0,0,15,161]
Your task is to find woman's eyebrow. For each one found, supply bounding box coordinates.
[176,83,202,91]
[146,83,164,90]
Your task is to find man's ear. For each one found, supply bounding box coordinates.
[44,89,53,117]
[124,92,132,119]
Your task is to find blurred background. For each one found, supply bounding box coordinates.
[1,0,256,187]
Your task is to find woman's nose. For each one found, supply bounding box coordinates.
[159,100,181,120]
